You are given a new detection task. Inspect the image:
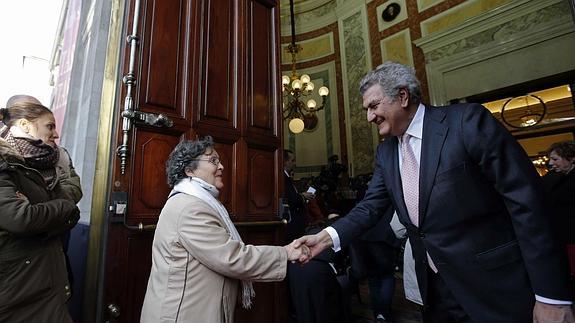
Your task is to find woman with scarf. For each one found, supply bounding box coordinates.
[0,101,81,322]
[141,137,308,323]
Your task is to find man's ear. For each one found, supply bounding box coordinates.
[184,167,194,177]
[398,88,410,108]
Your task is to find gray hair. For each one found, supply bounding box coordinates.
[166,136,215,187]
[359,61,422,105]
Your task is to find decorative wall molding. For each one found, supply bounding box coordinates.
[413,0,575,105]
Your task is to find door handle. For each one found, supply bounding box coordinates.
[115,0,176,175]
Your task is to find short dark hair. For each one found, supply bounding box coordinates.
[283,149,294,162]
[166,136,215,187]
[0,101,52,127]
[547,141,575,160]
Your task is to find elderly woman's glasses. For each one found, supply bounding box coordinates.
[193,156,221,166]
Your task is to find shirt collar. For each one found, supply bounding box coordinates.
[403,103,425,140]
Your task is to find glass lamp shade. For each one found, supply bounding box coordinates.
[318,86,329,97]
[300,74,311,84]
[282,75,290,85]
[292,79,302,90]
[306,82,314,91]
[307,99,317,109]
[288,118,305,134]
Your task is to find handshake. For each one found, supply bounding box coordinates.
[284,241,310,262]
[283,230,333,263]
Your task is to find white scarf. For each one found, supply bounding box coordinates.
[172,177,255,309]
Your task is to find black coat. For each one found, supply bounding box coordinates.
[542,170,575,243]
[283,172,307,242]
[0,140,80,322]
[331,104,571,322]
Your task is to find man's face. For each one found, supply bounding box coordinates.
[285,153,296,173]
[362,84,411,138]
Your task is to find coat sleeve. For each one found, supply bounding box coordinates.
[55,147,83,203]
[176,200,287,282]
[331,143,395,247]
[0,173,80,236]
[461,103,571,300]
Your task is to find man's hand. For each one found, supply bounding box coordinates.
[284,241,310,262]
[292,230,333,264]
[533,301,575,323]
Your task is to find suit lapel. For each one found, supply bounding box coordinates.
[419,106,448,226]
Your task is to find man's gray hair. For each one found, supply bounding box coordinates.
[166,136,215,187]
[359,61,422,104]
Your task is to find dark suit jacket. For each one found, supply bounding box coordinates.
[283,172,306,243]
[332,103,571,322]
[542,170,575,244]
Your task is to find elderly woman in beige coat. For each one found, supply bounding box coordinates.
[141,136,307,323]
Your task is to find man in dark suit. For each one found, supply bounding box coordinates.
[295,62,574,322]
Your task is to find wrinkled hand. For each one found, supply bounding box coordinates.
[292,230,333,264]
[533,301,575,323]
[284,241,310,262]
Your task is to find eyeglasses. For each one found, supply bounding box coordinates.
[193,156,221,166]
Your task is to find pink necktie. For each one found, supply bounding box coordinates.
[400,133,438,272]
[401,133,419,226]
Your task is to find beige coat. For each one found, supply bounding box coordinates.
[141,194,287,323]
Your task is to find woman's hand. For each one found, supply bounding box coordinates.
[284,240,311,262]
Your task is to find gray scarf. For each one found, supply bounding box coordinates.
[172,177,255,309]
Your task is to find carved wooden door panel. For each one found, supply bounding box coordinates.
[103,0,285,322]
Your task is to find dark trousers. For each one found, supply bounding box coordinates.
[423,268,471,323]
[288,261,348,323]
[350,240,397,318]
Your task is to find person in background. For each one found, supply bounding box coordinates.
[2,95,82,203]
[0,103,81,322]
[295,61,574,322]
[2,95,82,287]
[283,149,315,243]
[141,137,309,323]
[542,141,575,287]
[349,206,401,323]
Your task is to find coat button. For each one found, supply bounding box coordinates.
[65,285,70,291]
[419,232,425,238]
[25,260,31,264]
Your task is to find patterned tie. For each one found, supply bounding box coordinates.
[400,133,438,272]
[401,133,419,226]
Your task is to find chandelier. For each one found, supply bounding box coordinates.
[282,0,329,134]
[500,94,547,129]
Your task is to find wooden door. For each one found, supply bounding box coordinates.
[103,0,286,322]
